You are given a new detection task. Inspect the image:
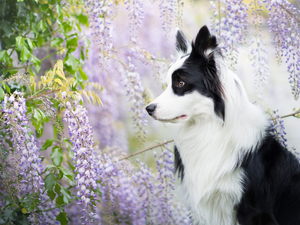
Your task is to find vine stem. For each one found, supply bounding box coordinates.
[119,140,174,161]
[26,89,60,101]
[280,109,300,119]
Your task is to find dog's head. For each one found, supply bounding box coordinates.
[146,25,225,123]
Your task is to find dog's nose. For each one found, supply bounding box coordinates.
[146,104,157,116]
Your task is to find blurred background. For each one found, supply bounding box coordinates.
[35,0,300,165]
[102,0,300,162]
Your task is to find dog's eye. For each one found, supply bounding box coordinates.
[177,80,185,87]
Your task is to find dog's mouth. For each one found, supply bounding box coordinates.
[155,115,187,122]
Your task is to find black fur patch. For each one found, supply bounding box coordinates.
[176,29,189,53]
[172,25,225,121]
[174,145,185,182]
[236,132,300,225]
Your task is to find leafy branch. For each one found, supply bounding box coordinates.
[26,89,60,101]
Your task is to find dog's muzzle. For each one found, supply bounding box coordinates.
[145,104,157,116]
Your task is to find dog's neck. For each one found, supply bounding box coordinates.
[174,68,268,224]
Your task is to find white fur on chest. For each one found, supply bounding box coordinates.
[175,121,244,225]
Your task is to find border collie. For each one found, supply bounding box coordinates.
[146,25,300,225]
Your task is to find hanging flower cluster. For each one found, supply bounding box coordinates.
[153,148,176,224]
[249,0,269,97]
[266,0,300,100]
[210,0,248,71]
[159,0,176,34]
[2,93,44,195]
[269,109,288,148]
[122,68,148,145]
[1,92,59,224]
[93,147,192,224]
[85,0,116,70]
[63,101,98,222]
[125,0,144,43]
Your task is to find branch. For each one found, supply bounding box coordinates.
[26,89,60,101]
[119,139,174,161]
[280,109,300,119]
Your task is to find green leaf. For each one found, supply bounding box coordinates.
[54,183,61,195]
[17,2,27,17]
[33,108,41,121]
[51,146,63,166]
[78,14,89,25]
[66,38,78,52]
[31,23,39,34]
[60,187,71,204]
[56,212,68,225]
[31,55,41,73]
[68,147,74,158]
[40,138,56,151]
[26,38,34,50]
[51,37,64,47]
[58,166,73,177]
[62,22,73,33]
[3,208,18,222]
[0,2,10,17]
[67,161,75,171]
[84,36,91,48]
[78,67,88,81]
[37,20,47,32]
[56,195,64,205]
[37,35,44,47]
[1,81,11,94]
[21,46,31,63]
[18,215,30,225]
[0,21,13,37]
[58,166,74,184]
[44,173,57,191]
[16,36,24,47]
[0,89,8,99]
[0,50,10,63]
[64,54,79,72]
[0,87,5,101]
[56,5,63,17]
[67,38,78,48]
[47,189,56,201]
[31,55,40,64]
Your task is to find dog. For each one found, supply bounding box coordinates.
[145,25,300,225]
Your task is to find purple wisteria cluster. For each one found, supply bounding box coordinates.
[269,109,300,161]
[122,68,148,144]
[2,93,44,196]
[153,148,175,224]
[1,92,59,224]
[266,0,300,100]
[249,0,269,97]
[93,147,192,224]
[63,101,98,222]
[84,0,115,70]
[125,0,144,43]
[269,109,288,148]
[210,0,248,70]
[159,0,177,34]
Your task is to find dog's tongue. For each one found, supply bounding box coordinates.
[178,115,187,119]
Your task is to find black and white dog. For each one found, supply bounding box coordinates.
[146,25,300,225]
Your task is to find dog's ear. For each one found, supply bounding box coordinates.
[175,28,191,55]
[192,25,218,58]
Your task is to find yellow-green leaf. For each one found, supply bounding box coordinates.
[54,78,63,86]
